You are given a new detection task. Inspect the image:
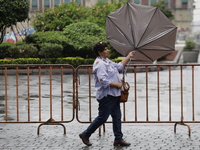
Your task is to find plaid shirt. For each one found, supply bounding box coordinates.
[93,57,125,100]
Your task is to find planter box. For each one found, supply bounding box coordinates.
[182,50,199,63]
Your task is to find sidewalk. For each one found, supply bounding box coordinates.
[1,120,200,150]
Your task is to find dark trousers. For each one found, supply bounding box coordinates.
[82,95,123,141]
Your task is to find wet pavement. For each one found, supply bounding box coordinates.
[1,65,200,149]
[1,122,200,149]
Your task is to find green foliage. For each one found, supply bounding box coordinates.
[16,41,26,46]
[0,0,29,43]
[157,54,169,61]
[183,39,196,51]
[25,31,75,57]
[84,58,95,65]
[32,2,89,32]
[38,43,63,58]
[29,0,174,59]
[55,57,85,67]
[0,57,89,66]
[25,31,66,44]
[0,58,41,65]
[111,58,123,63]
[32,0,128,31]
[0,42,14,59]
[0,59,12,64]
[0,57,124,66]
[7,43,38,58]
[27,22,117,58]
[63,22,107,58]
[151,0,174,20]
[11,58,41,64]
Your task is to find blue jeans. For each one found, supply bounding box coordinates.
[82,95,123,141]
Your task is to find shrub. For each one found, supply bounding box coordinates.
[38,43,63,58]
[55,57,85,67]
[11,58,40,64]
[157,54,169,61]
[0,57,123,66]
[0,42,14,59]
[0,59,12,64]
[40,58,57,64]
[84,58,95,65]
[63,22,109,58]
[25,31,66,44]
[7,43,38,58]
[183,39,196,51]
[25,31,74,57]
[16,41,25,46]
[111,58,123,63]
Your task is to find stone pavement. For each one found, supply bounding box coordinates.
[1,120,200,150]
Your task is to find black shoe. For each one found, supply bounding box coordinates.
[79,133,92,146]
[114,140,131,146]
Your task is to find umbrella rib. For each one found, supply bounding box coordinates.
[135,27,177,62]
[127,2,135,49]
[107,38,132,48]
[137,27,177,50]
[136,7,158,49]
[107,16,134,50]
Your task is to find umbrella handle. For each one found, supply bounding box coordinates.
[124,53,134,75]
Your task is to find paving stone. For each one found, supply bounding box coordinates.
[0,123,200,149]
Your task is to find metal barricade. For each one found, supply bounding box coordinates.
[75,64,200,136]
[1,63,200,136]
[0,64,75,134]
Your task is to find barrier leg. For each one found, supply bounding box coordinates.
[37,118,66,135]
[99,123,106,136]
[174,121,191,137]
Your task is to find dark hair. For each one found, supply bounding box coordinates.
[93,41,108,57]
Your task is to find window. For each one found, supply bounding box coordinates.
[76,0,81,5]
[32,0,37,7]
[151,0,157,4]
[44,0,49,7]
[165,0,168,4]
[134,0,140,4]
[64,0,70,4]
[54,0,60,6]
[182,0,188,4]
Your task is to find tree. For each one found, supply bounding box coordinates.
[32,2,89,32]
[151,0,174,20]
[0,0,29,43]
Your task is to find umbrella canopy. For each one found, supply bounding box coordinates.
[106,2,177,62]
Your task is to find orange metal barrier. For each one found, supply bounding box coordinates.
[1,64,200,136]
[0,64,75,134]
[75,64,200,136]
